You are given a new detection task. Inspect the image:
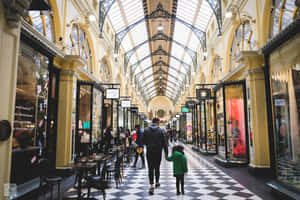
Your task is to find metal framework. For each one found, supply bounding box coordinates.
[130,46,190,74]
[114,3,206,54]
[124,32,197,73]
[99,0,222,40]
[135,60,185,78]
[99,0,116,38]
[141,77,182,91]
[138,70,184,87]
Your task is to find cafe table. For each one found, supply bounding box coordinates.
[68,162,96,199]
[88,154,112,175]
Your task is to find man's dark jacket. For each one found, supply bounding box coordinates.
[142,123,168,156]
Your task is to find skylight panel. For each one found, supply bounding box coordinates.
[170,42,185,58]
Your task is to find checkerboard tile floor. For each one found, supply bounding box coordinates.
[64,144,263,200]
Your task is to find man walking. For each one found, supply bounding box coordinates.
[142,118,168,195]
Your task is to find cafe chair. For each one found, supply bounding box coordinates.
[106,154,123,188]
[86,162,109,200]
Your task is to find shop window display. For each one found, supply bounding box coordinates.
[77,85,92,156]
[216,89,225,158]
[271,64,300,190]
[206,100,216,152]
[13,42,50,149]
[225,85,247,161]
[271,0,299,38]
[76,82,104,156]
[215,82,249,164]
[200,101,206,149]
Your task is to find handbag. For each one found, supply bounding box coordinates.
[137,147,143,154]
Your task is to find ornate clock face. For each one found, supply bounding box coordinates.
[157,109,165,118]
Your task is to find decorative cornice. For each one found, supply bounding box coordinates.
[3,0,32,28]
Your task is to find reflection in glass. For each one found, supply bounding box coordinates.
[271,66,300,190]
[13,42,49,149]
[216,89,225,158]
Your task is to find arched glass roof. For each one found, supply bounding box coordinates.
[106,0,215,103]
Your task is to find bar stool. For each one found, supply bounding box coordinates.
[45,177,62,200]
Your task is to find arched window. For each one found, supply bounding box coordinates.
[26,11,55,42]
[68,24,92,73]
[271,0,299,37]
[211,56,222,82]
[230,22,254,71]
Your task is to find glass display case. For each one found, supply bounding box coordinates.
[214,81,249,165]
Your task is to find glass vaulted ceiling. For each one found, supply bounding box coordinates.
[168,0,213,100]
[107,0,214,102]
[108,0,154,97]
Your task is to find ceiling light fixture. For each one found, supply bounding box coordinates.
[203,52,208,57]
[225,11,233,18]
[157,23,163,31]
[88,14,96,22]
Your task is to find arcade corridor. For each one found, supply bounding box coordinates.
[63,143,279,200]
[0,0,300,200]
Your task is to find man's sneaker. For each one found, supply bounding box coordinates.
[155,183,160,188]
[149,188,154,195]
[176,191,181,195]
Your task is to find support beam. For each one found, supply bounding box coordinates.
[124,32,197,71]
[99,0,117,38]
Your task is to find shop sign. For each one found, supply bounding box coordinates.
[186,100,196,108]
[131,107,138,113]
[121,100,131,108]
[196,88,211,100]
[186,112,193,142]
[176,114,180,118]
[106,88,120,99]
[274,99,285,106]
[181,107,189,113]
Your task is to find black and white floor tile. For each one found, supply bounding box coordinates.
[64,144,262,200]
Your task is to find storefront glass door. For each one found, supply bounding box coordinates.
[225,84,247,162]
[216,89,225,159]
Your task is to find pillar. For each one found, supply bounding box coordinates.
[0,1,31,199]
[239,51,271,174]
[55,56,84,167]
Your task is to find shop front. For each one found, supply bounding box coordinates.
[262,17,300,198]
[214,81,249,166]
[196,86,217,154]
[10,29,60,197]
[75,81,104,157]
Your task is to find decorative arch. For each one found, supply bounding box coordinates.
[68,24,93,73]
[26,10,54,42]
[270,0,299,38]
[48,0,61,42]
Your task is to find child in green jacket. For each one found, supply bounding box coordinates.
[167,145,188,195]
